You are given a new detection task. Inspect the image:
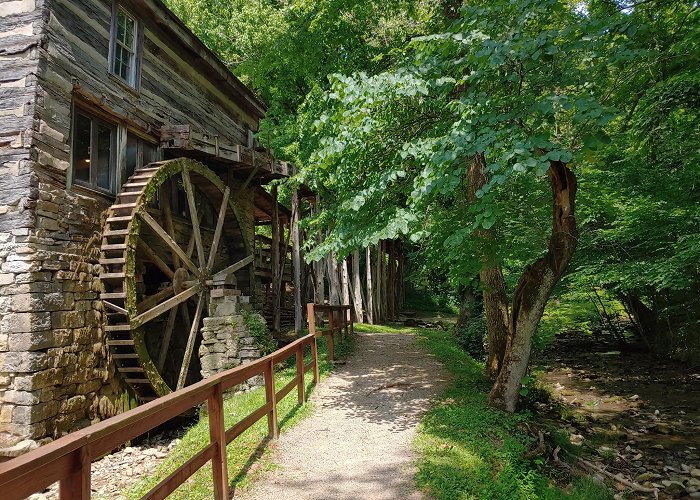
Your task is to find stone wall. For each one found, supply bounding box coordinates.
[0,177,137,456]
[199,293,266,389]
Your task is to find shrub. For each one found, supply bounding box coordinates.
[455,314,487,360]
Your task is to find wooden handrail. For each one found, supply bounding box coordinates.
[0,333,320,500]
[306,303,355,361]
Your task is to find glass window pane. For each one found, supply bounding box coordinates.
[118,10,134,48]
[95,123,113,191]
[114,8,137,85]
[73,113,91,183]
[126,134,138,179]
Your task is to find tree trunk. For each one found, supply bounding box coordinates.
[467,154,510,378]
[341,258,350,306]
[488,161,578,412]
[366,245,375,324]
[455,284,477,330]
[622,293,659,352]
[481,268,509,378]
[352,250,364,322]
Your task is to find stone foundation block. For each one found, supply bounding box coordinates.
[0,351,48,373]
[1,312,51,333]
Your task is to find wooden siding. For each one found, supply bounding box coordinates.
[33,0,262,185]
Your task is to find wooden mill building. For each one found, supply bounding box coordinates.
[0,0,306,456]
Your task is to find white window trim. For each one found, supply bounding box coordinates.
[108,1,143,90]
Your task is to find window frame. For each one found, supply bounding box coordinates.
[108,2,143,90]
[70,106,119,195]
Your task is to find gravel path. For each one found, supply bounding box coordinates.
[235,331,449,500]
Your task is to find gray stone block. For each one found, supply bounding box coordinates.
[0,351,48,372]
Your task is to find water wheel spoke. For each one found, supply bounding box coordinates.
[207,186,230,272]
[176,292,206,390]
[138,208,201,279]
[181,168,206,270]
[159,182,181,269]
[156,306,178,371]
[137,238,175,280]
[133,284,201,328]
[136,287,174,314]
[212,254,255,282]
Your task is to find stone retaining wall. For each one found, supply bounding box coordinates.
[199,294,266,390]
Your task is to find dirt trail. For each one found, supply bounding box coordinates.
[234,332,450,500]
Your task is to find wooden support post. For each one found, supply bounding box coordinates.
[60,447,90,500]
[366,246,374,324]
[341,259,350,307]
[350,306,355,335]
[311,336,320,383]
[296,346,305,404]
[264,359,279,439]
[352,250,364,323]
[292,190,303,334]
[388,244,394,320]
[344,307,349,339]
[306,302,316,336]
[381,241,388,322]
[313,197,325,306]
[328,255,340,306]
[208,384,228,500]
[271,185,281,333]
[375,242,382,322]
[327,311,335,361]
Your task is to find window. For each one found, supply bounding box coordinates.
[71,110,117,193]
[110,4,141,88]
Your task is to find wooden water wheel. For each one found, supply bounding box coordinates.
[99,158,253,402]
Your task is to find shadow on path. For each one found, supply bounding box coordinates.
[234,332,450,500]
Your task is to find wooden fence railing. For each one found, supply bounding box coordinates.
[0,333,321,500]
[307,303,354,361]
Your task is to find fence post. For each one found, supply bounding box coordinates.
[59,446,90,500]
[296,345,305,404]
[350,306,355,335]
[327,309,335,361]
[264,359,279,439]
[208,384,228,500]
[311,335,320,383]
[306,303,316,336]
[344,306,349,339]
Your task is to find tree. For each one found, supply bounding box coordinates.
[298,0,625,411]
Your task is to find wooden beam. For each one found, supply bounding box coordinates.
[181,167,206,269]
[139,208,201,278]
[206,187,230,271]
[133,285,200,328]
[366,246,374,324]
[159,182,180,269]
[177,293,206,389]
[137,238,175,280]
[271,185,281,333]
[157,307,179,371]
[292,190,302,333]
[212,254,254,281]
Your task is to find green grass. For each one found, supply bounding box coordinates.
[124,335,353,499]
[413,328,612,500]
[353,322,417,334]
